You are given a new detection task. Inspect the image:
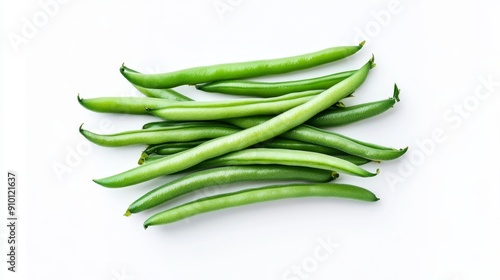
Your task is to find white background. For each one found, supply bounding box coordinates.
[1,0,500,279]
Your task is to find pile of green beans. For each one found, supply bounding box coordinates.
[79,42,408,229]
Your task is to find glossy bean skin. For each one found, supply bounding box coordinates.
[140,139,345,165]
[142,149,371,167]
[120,42,364,89]
[80,124,240,147]
[93,59,373,187]
[306,84,400,127]
[142,148,376,178]
[78,96,172,115]
[138,141,206,164]
[148,90,321,121]
[126,165,336,214]
[123,67,193,101]
[225,118,406,161]
[143,183,379,228]
[195,70,356,97]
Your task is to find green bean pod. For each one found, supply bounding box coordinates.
[141,149,371,167]
[148,90,321,121]
[195,70,356,97]
[78,96,172,115]
[189,148,376,176]
[138,140,206,164]
[121,42,365,89]
[80,124,240,147]
[126,165,336,214]
[139,139,346,164]
[143,183,379,227]
[123,67,193,101]
[94,58,374,187]
[306,84,400,127]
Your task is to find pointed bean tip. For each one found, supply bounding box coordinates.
[79,123,84,132]
[359,40,366,47]
[393,84,401,102]
[92,178,106,187]
[124,209,132,217]
[369,54,376,67]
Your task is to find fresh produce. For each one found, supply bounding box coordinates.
[120,43,365,88]
[79,42,407,228]
[143,183,379,228]
[196,70,356,97]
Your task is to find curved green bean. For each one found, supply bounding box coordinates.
[139,138,346,164]
[143,183,379,227]
[80,124,240,147]
[148,90,321,121]
[141,152,371,167]
[93,58,374,187]
[191,148,375,175]
[123,67,193,101]
[306,84,400,127]
[141,148,376,178]
[121,42,364,89]
[223,116,406,160]
[126,165,336,215]
[78,95,172,115]
[196,70,356,97]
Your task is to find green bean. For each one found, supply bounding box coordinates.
[125,165,336,215]
[141,148,375,178]
[253,139,343,154]
[196,70,356,97]
[93,58,374,187]
[80,124,240,147]
[189,148,374,175]
[138,141,206,164]
[139,139,345,165]
[143,141,206,155]
[148,90,322,121]
[78,95,172,115]
[141,86,397,127]
[143,183,378,227]
[123,67,193,101]
[141,153,370,166]
[306,84,400,127]
[224,118,406,161]
[120,42,364,89]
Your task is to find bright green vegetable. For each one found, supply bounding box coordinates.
[79,124,240,147]
[77,95,172,115]
[196,70,356,97]
[143,183,379,228]
[306,84,400,127]
[93,58,374,187]
[126,165,336,215]
[147,90,322,121]
[120,42,365,89]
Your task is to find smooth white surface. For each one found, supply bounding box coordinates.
[1,0,500,279]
